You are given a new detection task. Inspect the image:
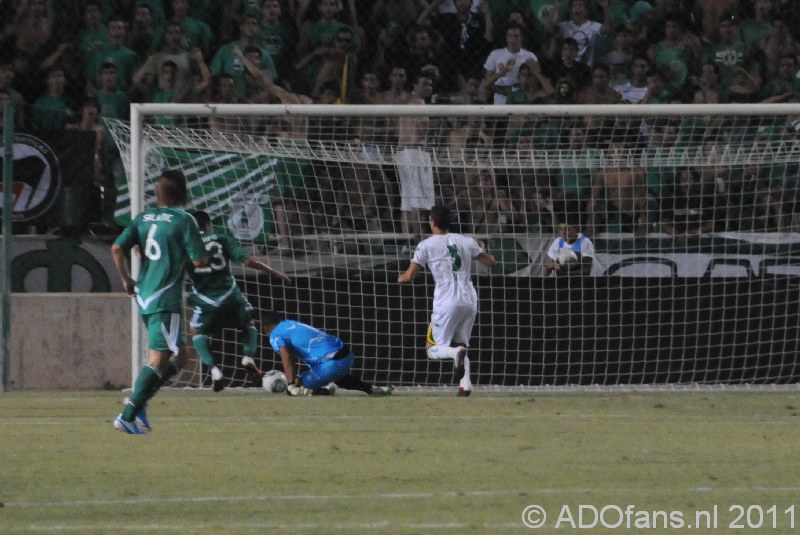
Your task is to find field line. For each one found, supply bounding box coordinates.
[4,489,520,509]
[2,414,798,426]
[7,487,800,510]
[8,520,524,532]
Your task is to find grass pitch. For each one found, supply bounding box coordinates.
[1,389,799,534]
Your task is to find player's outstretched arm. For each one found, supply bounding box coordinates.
[243,256,292,282]
[397,262,421,283]
[278,346,296,385]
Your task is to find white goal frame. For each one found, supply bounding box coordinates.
[126,102,800,388]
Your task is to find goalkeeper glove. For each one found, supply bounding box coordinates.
[286,384,310,396]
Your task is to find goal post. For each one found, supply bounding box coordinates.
[109,103,800,390]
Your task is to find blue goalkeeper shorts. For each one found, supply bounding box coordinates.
[300,351,354,389]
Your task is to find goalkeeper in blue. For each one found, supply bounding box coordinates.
[397,205,496,396]
[187,211,291,392]
[263,311,393,396]
[111,170,207,434]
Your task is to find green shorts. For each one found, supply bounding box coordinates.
[142,311,184,354]
[188,292,253,336]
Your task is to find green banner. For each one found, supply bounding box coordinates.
[114,146,311,244]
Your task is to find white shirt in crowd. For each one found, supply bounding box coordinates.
[614,82,648,104]
[483,47,538,104]
[558,19,603,67]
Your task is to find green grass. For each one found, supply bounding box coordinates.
[1,389,800,534]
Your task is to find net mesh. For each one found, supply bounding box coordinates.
[106,104,800,389]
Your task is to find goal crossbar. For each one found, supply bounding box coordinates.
[132,103,800,118]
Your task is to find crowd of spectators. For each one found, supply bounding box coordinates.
[1,0,800,240]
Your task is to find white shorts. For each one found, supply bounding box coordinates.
[426,303,476,348]
[394,147,435,212]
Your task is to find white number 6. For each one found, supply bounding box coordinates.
[145,224,162,260]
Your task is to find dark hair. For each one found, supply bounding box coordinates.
[158,169,188,206]
[412,71,433,86]
[562,212,583,228]
[45,65,65,77]
[165,20,183,32]
[561,37,579,49]
[429,205,452,231]
[359,68,378,80]
[592,63,610,75]
[242,10,260,22]
[100,62,117,72]
[645,67,664,80]
[262,311,284,328]
[412,25,431,38]
[663,11,683,26]
[107,15,126,26]
[614,24,631,35]
[192,210,211,229]
[505,21,524,34]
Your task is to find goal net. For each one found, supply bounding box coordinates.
[107,103,800,390]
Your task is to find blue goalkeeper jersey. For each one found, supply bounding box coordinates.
[268,320,344,367]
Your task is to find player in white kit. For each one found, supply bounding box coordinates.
[397,205,496,396]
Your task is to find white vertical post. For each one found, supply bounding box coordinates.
[129,105,145,384]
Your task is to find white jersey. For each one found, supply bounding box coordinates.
[411,233,484,310]
[614,82,648,104]
[558,19,603,66]
[483,47,538,104]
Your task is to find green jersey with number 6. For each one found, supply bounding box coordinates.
[114,207,206,314]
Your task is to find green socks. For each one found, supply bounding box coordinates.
[193,334,215,367]
[121,365,161,421]
[243,325,258,357]
[121,359,183,421]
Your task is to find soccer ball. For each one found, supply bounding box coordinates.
[556,247,579,268]
[262,370,288,393]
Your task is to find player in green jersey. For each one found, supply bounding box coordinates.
[111,169,207,434]
[187,210,291,391]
